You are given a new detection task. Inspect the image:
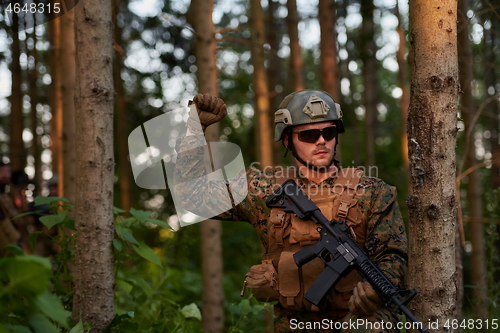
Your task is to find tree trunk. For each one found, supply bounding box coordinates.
[60,7,76,204]
[250,0,273,169]
[9,13,24,173]
[407,0,459,328]
[187,1,225,331]
[318,0,341,163]
[113,1,132,211]
[319,0,339,101]
[29,26,42,196]
[338,0,361,167]
[72,0,115,331]
[457,0,487,319]
[267,0,284,167]
[49,7,63,179]
[484,20,500,188]
[395,1,410,177]
[286,0,304,92]
[360,0,377,168]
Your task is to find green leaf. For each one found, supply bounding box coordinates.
[116,279,133,294]
[146,218,172,229]
[61,217,75,230]
[34,196,68,206]
[2,244,25,256]
[134,277,153,298]
[132,242,162,267]
[2,255,52,294]
[39,210,68,229]
[117,217,135,227]
[120,231,139,245]
[180,303,201,320]
[28,231,43,251]
[29,313,60,333]
[238,299,252,315]
[12,211,40,220]
[113,239,123,252]
[36,291,70,329]
[69,321,86,333]
[113,207,126,215]
[0,324,32,333]
[252,304,264,315]
[16,255,52,270]
[129,208,153,223]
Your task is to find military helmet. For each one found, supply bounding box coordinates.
[274,90,344,141]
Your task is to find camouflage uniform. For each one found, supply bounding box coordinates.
[175,135,408,333]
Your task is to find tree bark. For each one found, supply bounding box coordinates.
[187,1,225,331]
[395,1,410,177]
[9,12,24,173]
[484,19,500,188]
[113,1,133,211]
[250,0,273,169]
[407,0,459,328]
[286,0,304,92]
[457,0,487,319]
[360,0,377,168]
[49,6,63,179]
[267,0,284,167]
[319,0,339,101]
[29,25,42,196]
[60,7,76,204]
[72,0,115,331]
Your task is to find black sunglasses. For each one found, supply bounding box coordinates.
[292,126,338,143]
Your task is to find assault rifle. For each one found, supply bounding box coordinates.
[266,179,430,333]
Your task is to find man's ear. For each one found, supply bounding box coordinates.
[283,133,289,149]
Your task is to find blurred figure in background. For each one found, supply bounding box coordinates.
[0,161,21,254]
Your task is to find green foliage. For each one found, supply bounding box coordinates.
[0,252,71,332]
[0,198,83,333]
[2,197,269,332]
[484,190,500,318]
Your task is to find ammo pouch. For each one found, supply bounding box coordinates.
[243,168,365,311]
[242,259,279,301]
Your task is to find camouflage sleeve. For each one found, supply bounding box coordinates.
[173,135,251,221]
[364,180,408,288]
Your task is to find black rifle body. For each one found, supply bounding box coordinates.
[266,179,430,333]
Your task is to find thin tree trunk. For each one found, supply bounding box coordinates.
[484,22,500,188]
[318,0,341,163]
[407,0,459,328]
[29,25,42,196]
[187,1,225,331]
[9,12,24,173]
[49,7,63,179]
[72,0,115,331]
[360,0,377,168]
[457,0,487,319]
[267,0,283,167]
[286,0,304,92]
[113,0,132,211]
[395,0,410,177]
[60,7,76,204]
[319,0,339,101]
[338,0,360,167]
[250,0,273,169]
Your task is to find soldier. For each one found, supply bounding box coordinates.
[175,90,408,332]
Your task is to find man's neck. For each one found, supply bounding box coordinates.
[297,164,338,184]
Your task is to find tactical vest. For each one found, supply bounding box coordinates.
[243,168,367,312]
[0,193,21,253]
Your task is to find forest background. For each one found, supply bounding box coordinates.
[0,0,499,332]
